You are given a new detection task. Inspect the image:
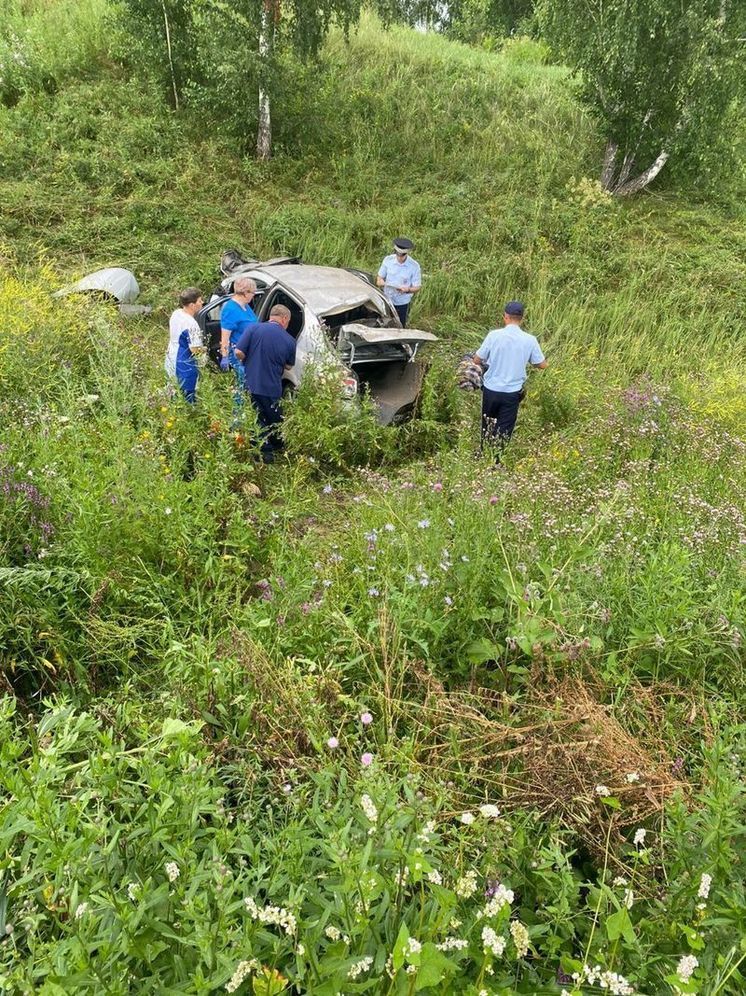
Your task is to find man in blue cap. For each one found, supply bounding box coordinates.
[473,301,547,456]
[377,237,421,327]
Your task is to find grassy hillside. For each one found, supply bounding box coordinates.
[0,3,745,994]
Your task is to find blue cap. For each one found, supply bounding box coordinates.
[504,300,525,316]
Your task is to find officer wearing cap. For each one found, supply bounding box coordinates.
[376,237,421,327]
[473,301,547,456]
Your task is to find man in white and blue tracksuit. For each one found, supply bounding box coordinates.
[165,287,205,403]
[473,301,547,456]
[377,236,421,327]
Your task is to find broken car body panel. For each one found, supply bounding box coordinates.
[54,267,141,304]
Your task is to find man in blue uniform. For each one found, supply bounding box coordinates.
[377,237,421,327]
[234,304,296,463]
[219,276,258,405]
[473,301,548,457]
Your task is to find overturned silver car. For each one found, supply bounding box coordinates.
[197,250,437,425]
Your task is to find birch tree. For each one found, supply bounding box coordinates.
[537,0,745,195]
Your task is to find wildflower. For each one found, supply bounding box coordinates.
[482,925,506,957]
[367,587,380,597]
[347,955,374,979]
[417,519,430,529]
[165,861,180,882]
[404,937,422,957]
[444,595,453,606]
[427,869,443,885]
[436,936,468,951]
[360,711,373,725]
[164,507,172,515]
[322,484,333,494]
[74,902,89,919]
[489,496,499,505]
[623,888,634,909]
[633,828,647,847]
[297,943,305,956]
[244,896,297,935]
[455,870,478,898]
[595,784,610,797]
[698,873,712,900]
[676,955,698,983]
[599,970,635,994]
[225,959,259,993]
[510,920,529,957]
[361,752,374,767]
[325,925,341,941]
[360,794,378,824]
[327,736,339,749]
[482,884,514,917]
[432,481,443,492]
[479,804,500,819]
[625,771,640,783]
[127,882,139,901]
[613,876,628,888]
[384,523,395,532]
[460,811,475,825]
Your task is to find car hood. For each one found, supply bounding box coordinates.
[340,324,438,346]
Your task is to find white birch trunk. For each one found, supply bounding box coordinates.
[614,148,670,197]
[600,140,618,190]
[257,2,273,160]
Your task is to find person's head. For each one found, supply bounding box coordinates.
[179,287,204,315]
[393,236,414,260]
[234,277,257,300]
[269,304,291,328]
[503,300,525,325]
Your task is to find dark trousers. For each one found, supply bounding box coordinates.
[250,393,283,456]
[394,303,410,327]
[481,387,523,454]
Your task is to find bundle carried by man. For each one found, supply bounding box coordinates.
[456,354,483,391]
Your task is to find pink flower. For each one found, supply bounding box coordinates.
[360,711,373,725]
[432,482,443,492]
[489,495,499,506]
[361,752,374,767]
[327,736,339,749]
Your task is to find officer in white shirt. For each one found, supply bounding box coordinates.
[376,237,421,327]
[473,301,547,456]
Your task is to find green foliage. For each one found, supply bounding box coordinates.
[537,0,746,193]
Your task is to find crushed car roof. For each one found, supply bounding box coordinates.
[265,264,385,316]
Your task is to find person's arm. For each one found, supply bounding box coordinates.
[529,339,547,369]
[404,262,422,295]
[234,327,251,363]
[376,261,388,289]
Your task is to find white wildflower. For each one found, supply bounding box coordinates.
[623,888,634,909]
[633,828,647,847]
[479,804,500,819]
[625,771,640,783]
[595,784,610,797]
[510,920,529,957]
[613,876,628,887]
[436,937,469,951]
[460,811,476,825]
[481,925,506,957]
[417,820,436,842]
[225,959,259,993]
[427,869,443,885]
[697,873,712,900]
[360,794,378,824]
[74,902,88,919]
[297,943,305,956]
[127,882,139,901]
[482,884,515,918]
[404,937,422,957]
[599,970,635,995]
[676,955,698,983]
[165,861,180,882]
[455,870,478,898]
[244,896,297,935]
[325,925,341,941]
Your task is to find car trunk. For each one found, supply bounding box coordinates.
[338,323,438,425]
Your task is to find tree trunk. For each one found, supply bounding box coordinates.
[161,0,179,110]
[600,140,618,190]
[256,0,275,160]
[614,148,670,196]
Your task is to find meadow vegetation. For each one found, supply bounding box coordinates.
[0,1,745,993]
